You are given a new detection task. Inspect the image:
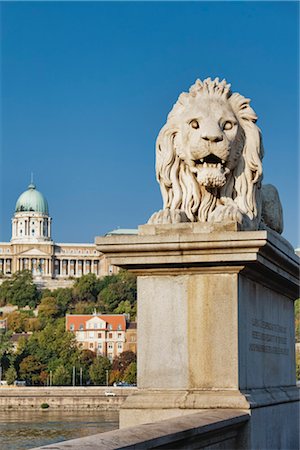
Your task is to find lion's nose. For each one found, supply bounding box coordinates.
[201,133,223,143]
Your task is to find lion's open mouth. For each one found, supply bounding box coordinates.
[191,154,229,188]
[193,154,226,168]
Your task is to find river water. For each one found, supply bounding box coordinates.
[0,410,119,450]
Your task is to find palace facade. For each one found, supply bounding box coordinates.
[0,182,137,287]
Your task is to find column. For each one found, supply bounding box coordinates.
[48,218,51,239]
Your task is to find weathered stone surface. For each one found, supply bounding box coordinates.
[148,77,283,233]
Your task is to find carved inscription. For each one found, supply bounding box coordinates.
[249,318,288,355]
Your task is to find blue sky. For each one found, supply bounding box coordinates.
[1,1,299,247]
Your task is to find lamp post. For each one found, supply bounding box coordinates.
[72,366,76,386]
[80,367,83,386]
[106,369,109,387]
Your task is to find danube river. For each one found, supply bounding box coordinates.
[0,410,119,450]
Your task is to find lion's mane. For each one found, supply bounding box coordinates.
[155,78,264,229]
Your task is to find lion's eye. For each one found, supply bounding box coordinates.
[223,121,233,130]
[190,120,199,129]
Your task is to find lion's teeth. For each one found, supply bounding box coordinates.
[203,162,207,168]
[222,160,225,164]
[217,163,221,169]
[200,159,204,163]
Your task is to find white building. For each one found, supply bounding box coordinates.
[0,182,137,287]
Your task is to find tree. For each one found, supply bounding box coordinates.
[38,297,59,321]
[0,331,13,363]
[97,271,137,317]
[5,366,17,385]
[19,355,45,385]
[54,288,73,315]
[53,365,71,386]
[0,271,39,308]
[123,362,137,384]
[89,356,111,385]
[6,311,26,332]
[73,273,102,302]
[112,351,136,376]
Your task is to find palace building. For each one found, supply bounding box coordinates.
[0,182,137,287]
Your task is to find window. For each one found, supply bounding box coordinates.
[70,324,74,331]
[108,333,113,339]
[117,343,122,350]
[89,331,94,338]
[94,323,97,329]
[98,333,102,339]
[108,324,112,330]
[108,343,113,350]
[118,333,122,339]
[79,324,84,331]
[90,343,94,349]
[31,229,35,236]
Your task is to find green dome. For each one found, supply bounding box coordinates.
[15,183,49,214]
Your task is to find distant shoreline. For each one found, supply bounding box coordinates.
[0,386,137,410]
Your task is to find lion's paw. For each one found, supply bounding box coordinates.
[208,204,243,224]
[148,209,190,225]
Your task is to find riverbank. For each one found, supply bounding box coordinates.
[0,386,137,410]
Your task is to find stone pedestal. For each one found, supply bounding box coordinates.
[96,223,299,449]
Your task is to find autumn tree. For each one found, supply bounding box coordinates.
[112,351,136,377]
[123,361,137,385]
[19,355,45,385]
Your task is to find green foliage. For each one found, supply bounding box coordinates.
[89,356,111,385]
[40,403,50,409]
[0,331,13,362]
[296,350,300,381]
[53,365,71,386]
[38,297,59,323]
[0,271,39,308]
[26,319,80,373]
[123,362,137,384]
[5,366,17,385]
[0,270,137,385]
[97,271,137,318]
[73,273,102,302]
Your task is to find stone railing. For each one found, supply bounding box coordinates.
[32,409,249,449]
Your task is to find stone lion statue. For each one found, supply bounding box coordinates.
[148,77,283,233]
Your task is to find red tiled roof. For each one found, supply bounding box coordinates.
[66,314,127,331]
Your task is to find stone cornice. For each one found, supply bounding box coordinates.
[96,224,299,299]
